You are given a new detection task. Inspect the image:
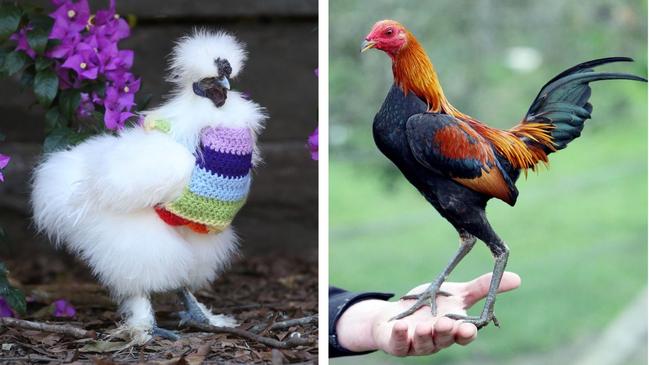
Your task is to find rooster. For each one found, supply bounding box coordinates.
[361,20,646,328]
[31,30,266,344]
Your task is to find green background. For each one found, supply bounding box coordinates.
[329,0,647,364]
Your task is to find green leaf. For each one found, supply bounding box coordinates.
[69,131,92,145]
[43,127,92,152]
[35,56,52,72]
[30,14,53,32]
[0,4,21,40]
[18,65,34,89]
[33,69,58,106]
[135,93,153,111]
[44,107,67,132]
[4,51,29,76]
[58,89,81,120]
[43,128,73,153]
[0,262,26,315]
[27,29,49,55]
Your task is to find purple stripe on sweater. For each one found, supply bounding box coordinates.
[201,127,253,155]
[196,148,252,178]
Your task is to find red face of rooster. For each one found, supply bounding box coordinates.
[361,20,408,57]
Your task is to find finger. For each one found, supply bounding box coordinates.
[455,322,478,345]
[404,283,431,297]
[432,317,456,349]
[411,323,435,355]
[388,321,410,356]
[463,272,521,308]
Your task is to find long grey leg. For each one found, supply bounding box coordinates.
[447,241,509,329]
[391,231,477,321]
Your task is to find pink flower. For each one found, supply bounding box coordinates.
[52,299,76,318]
[0,154,10,182]
[308,127,318,161]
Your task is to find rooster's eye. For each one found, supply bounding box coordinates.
[385,28,393,36]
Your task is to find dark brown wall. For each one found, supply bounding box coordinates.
[0,0,318,260]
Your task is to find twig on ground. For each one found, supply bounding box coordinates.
[0,317,96,339]
[183,320,314,349]
[251,314,319,333]
[269,315,318,331]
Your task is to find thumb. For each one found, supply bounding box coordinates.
[463,272,521,308]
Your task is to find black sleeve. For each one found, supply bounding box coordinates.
[329,286,394,358]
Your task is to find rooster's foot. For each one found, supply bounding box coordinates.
[178,288,238,327]
[390,286,452,321]
[445,313,499,329]
[152,325,180,341]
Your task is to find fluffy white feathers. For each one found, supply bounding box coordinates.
[168,29,247,89]
[31,30,265,309]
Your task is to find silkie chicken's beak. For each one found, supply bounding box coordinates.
[360,39,376,53]
[218,76,230,90]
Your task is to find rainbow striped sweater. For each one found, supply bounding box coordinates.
[155,126,252,234]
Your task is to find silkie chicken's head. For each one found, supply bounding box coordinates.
[361,20,409,59]
[168,29,247,108]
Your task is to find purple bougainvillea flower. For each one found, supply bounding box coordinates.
[48,32,81,59]
[103,86,134,129]
[52,299,76,318]
[91,0,130,42]
[44,0,139,131]
[49,0,90,36]
[308,127,318,161]
[77,92,95,118]
[108,72,140,100]
[104,49,134,75]
[10,26,36,59]
[0,154,10,183]
[0,298,14,317]
[104,107,133,130]
[61,51,99,80]
[53,63,79,90]
[105,85,134,110]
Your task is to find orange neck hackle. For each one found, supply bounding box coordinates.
[391,31,554,172]
[392,31,467,117]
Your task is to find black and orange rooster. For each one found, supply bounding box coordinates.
[361,20,646,328]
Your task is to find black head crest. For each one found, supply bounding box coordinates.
[215,58,232,78]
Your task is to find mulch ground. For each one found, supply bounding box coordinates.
[0,253,318,364]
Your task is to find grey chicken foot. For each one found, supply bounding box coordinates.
[390,231,476,321]
[177,288,211,325]
[152,324,180,341]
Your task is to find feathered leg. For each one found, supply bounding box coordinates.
[178,288,238,327]
[391,230,477,320]
[118,294,178,344]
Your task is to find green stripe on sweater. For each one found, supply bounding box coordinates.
[165,188,246,228]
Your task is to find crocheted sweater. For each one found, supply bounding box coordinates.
[154,126,253,234]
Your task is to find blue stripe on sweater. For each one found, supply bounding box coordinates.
[189,167,251,202]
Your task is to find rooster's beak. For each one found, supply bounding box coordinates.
[360,39,376,53]
[217,77,230,90]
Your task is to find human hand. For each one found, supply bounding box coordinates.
[335,272,521,356]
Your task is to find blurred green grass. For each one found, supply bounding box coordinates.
[330,118,647,363]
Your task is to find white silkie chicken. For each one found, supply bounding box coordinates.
[31,30,266,344]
